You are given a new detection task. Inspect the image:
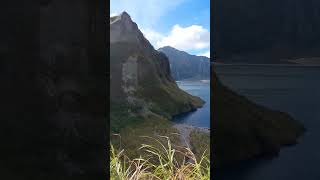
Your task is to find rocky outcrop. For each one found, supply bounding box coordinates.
[214,0,320,63]
[212,71,305,167]
[158,46,210,80]
[110,12,204,117]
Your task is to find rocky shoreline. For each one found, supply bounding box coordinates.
[173,124,210,148]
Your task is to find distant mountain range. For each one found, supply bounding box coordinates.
[214,0,320,64]
[158,46,210,80]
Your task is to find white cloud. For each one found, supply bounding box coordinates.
[157,25,210,51]
[140,25,210,53]
[140,28,164,48]
[197,51,210,58]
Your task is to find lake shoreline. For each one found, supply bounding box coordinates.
[173,124,210,148]
[173,80,211,128]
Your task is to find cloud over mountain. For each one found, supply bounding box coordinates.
[157,25,210,51]
[141,24,210,55]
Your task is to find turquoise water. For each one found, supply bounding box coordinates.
[215,64,320,180]
[173,81,210,128]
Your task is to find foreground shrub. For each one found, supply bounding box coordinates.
[110,136,210,180]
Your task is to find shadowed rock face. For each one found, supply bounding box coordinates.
[214,0,320,63]
[0,1,107,179]
[212,71,305,167]
[110,12,204,117]
[158,46,210,80]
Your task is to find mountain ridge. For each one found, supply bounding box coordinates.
[158,46,210,80]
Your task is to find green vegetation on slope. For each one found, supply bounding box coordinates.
[110,102,210,164]
[110,106,182,160]
[136,83,204,118]
[110,103,143,133]
[190,130,210,161]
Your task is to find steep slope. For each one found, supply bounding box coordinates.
[212,70,305,167]
[110,12,204,119]
[214,0,320,63]
[158,46,210,80]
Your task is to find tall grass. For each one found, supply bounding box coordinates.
[110,136,210,180]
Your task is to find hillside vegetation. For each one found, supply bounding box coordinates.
[110,136,210,180]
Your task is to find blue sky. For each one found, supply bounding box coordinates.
[110,0,210,58]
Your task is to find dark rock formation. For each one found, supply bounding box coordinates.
[110,12,204,118]
[212,70,305,167]
[214,0,320,63]
[158,46,210,80]
[0,1,107,179]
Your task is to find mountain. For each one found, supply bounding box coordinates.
[214,0,320,63]
[158,46,210,80]
[212,71,305,167]
[110,12,203,119]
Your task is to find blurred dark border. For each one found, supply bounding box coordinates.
[0,0,109,179]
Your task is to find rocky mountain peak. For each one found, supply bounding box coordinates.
[111,11,132,25]
[110,12,151,49]
[119,11,130,20]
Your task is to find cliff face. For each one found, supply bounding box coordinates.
[212,71,305,167]
[158,46,210,80]
[110,12,203,117]
[214,0,320,63]
[0,1,107,179]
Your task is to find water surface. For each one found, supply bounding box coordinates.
[173,80,210,128]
